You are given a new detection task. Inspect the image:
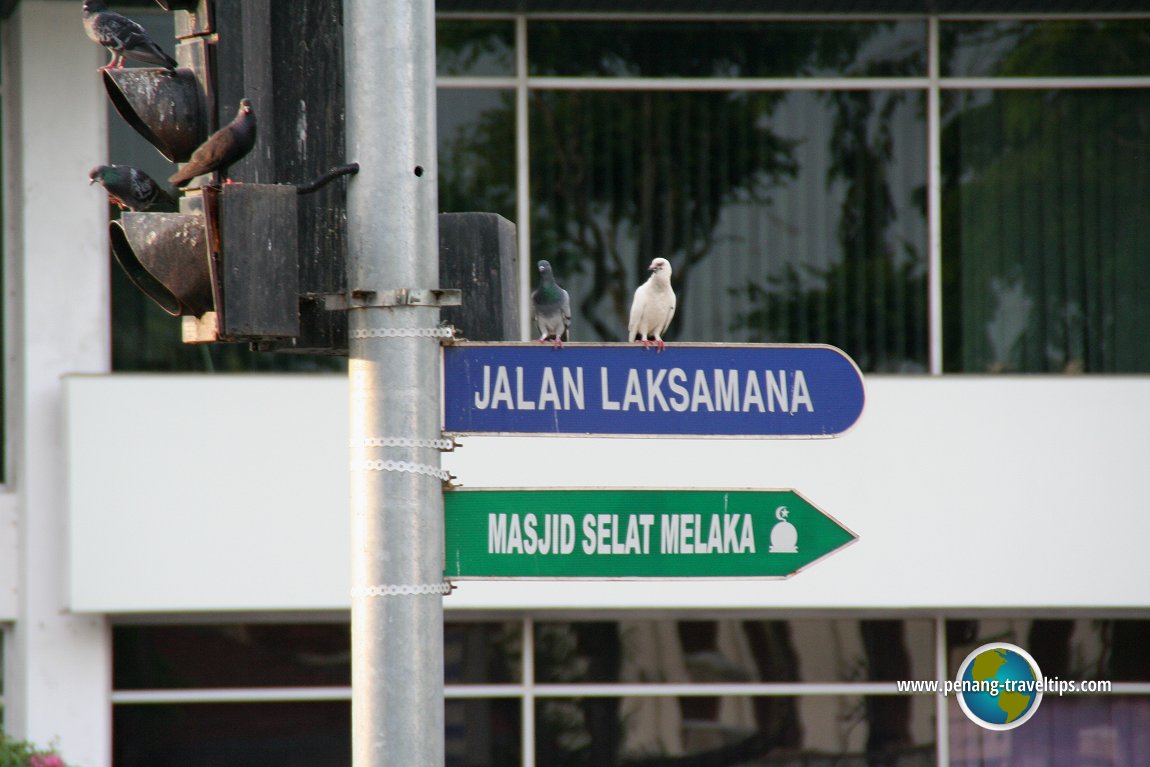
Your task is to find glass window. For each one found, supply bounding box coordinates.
[114,701,350,767]
[941,20,1150,78]
[438,19,516,77]
[114,698,521,767]
[535,619,935,684]
[949,696,1150,767]
[113,624,352,689]
[947,619,1150,682]
[529,21,927,78]
[446,698,521,767]
[529,88,928,371]
[538,695,936,765]
[941,88,1150,372]
[114,622,522,689]
[438,88,516,221]
[445,621,522,685]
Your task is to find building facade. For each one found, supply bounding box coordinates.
[3,2,1150,766]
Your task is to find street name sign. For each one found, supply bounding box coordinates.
[443,488,857,580]
[442,342,864,438]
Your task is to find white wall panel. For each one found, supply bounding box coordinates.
[66,375,350,612]
[66,374,1150,612]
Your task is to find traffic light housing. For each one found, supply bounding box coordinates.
[110,184,299,343]
[100,0,519,353]
[110,206,211,317]
[102,0,300,345]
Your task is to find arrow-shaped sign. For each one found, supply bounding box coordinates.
[444,488,857,580]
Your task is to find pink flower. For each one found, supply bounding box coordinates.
[29,754,65,767]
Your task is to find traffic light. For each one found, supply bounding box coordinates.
[98,0,518,353]
[109,183,299,342]
[101,0,300,345]
[110,201,211,317]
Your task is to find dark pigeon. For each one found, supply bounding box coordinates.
[169,98,258,188]
[89,164,176,211]
[531,260,571,347]
[82,0,178,71]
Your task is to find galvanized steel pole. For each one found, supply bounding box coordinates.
[343,3,444,767]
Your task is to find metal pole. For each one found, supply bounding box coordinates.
[343,3,444,767]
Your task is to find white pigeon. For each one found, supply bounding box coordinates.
[627,257,676,352]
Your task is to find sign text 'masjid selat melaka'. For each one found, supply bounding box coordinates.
[444,489,858,580]
[487,510,758,556]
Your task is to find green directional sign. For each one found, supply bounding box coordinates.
[443,488,857,580]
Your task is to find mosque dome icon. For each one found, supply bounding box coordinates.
[769,506,798,553]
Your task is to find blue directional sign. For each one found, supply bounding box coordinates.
[442,342,864,438]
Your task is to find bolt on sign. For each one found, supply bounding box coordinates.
[443,488,857,580]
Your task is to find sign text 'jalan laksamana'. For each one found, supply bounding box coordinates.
[442,343,865,438]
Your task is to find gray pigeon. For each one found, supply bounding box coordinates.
[627,257,676,352]
[82,0,178,71]
[532,260,571,347]
[89,164,176,211]
[169,99,257,188]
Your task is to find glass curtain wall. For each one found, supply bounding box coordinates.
[110,617,1150,767]
[438,13,1150,374]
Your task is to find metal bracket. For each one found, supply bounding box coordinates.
[319,288,462,311]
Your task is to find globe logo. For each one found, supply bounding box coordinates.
[955,642,1043,730]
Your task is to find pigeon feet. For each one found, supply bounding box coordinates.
[634,338,666,352]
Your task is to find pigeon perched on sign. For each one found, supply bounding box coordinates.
[89,164,176,211]
[532,260,571,347]
[169,98,257,188]
[627,257,676,352]
[82,0,178,71]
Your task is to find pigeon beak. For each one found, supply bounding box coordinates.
[88,177,98,185]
